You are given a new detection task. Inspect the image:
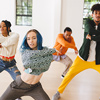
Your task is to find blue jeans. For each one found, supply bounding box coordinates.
[0,59,21,80]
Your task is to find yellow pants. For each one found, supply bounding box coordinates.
[58,56,100,93]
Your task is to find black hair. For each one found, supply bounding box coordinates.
[91,3,100,13]
[2,20,12,35]
[64,27,72,33]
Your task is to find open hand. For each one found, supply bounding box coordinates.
[86,34,91,40]
[75,50,78,54]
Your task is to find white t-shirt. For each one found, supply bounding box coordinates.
[87,25,97,61]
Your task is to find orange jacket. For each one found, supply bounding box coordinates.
[53,34,77,56]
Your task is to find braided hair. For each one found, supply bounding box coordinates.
[2,20,12,35]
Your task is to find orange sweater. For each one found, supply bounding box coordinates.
[53,34,77,56]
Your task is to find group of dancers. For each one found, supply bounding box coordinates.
[0,3,100,100]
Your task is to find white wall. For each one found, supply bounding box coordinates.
[0,0,61,49]
[52,0,62,45]
[0,0,85,52]
[60,0,85,52]
[0,0,32,48]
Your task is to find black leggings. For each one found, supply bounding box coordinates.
[0,76,50,100]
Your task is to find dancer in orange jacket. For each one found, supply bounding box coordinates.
[52,4,100,100]
[53,27,78,78]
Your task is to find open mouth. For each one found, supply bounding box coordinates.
[30,44,34,46]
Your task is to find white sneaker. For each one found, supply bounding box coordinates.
[15,98,22,100]
[52,91,60,100]
[61,75,65,79]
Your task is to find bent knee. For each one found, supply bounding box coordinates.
[0,96,7,100]
[70,59,73,64]
[12,66,21,76]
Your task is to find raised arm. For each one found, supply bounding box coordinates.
[20,47,56,70]
[85,18,100,36]
[56,34,77,50]
[1,33,19,47]
[70,37,78,51]
[85,18,100,42]
[20,47,56,59]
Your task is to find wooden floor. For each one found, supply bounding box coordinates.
[0,52,100,100]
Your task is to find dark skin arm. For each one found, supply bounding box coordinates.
[0,43,2,48]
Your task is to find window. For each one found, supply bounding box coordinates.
[16,0,32,26]
[83,0,100,28]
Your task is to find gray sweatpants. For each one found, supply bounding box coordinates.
[0,76,50,100]
[58,55,73,76]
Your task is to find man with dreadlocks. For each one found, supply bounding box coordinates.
[0,20,22,100]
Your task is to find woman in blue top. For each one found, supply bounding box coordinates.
[0,29,56,100]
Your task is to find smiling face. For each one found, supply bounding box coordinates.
[27,31,37,50]
[92,10,100,25]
